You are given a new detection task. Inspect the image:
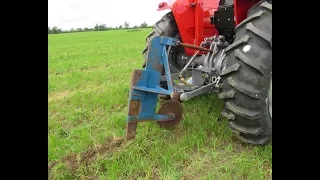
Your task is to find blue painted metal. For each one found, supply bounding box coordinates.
[162,47,173,92]
[126,36,179,123]
[133,86,171,96]
[127,114,174,122]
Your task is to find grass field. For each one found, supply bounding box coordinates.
[48,29,272,180]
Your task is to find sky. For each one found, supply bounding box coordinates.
[48,0,171,30]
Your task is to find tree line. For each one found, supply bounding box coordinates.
[48,21,151,34]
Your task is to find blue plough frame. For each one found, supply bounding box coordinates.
[126,36,179,139]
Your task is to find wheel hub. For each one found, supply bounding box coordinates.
[168,45,186,73]
[157,99,183,128]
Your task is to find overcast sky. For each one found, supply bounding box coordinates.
[48,0,171,30]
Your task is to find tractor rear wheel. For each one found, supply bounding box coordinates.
[142,12,185,86]
[219,0,272,145]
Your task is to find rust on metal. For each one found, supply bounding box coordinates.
[171,92,182,101]
[149,60,163,73]
[130,70,141,88]
[147,54,163,73]
[154,62,163,73]
[126,100,140,140]
[128,100,140,116]
[127,69,142,140]
[126,100,139,139]
[157,99,183,128]
[126,122,137,140]
[179,42,213,52]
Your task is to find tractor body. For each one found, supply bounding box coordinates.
[156,0,261,55]
[127,0,272,145]
[158,0,219,55]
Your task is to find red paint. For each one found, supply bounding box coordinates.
[158,2,168,9]
[194,0,204,54]
[157,0,260,55]
[234,0,260,25]
[158,0,219,55]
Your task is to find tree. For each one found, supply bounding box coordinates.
[48,27,51,34]
[94,24,107,31]
[76,28,83,32]
[99,24,107,31]
[51,26,62,34]
[124,21,130,29]
[94,24,99,31]
[140,21,148,28]
[119,25,123,29]
[133,25,138,29]
[51,26,57,33]
[84,27,89,31]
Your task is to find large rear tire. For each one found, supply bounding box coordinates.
[219,0,272,145]
[142,12,184,75]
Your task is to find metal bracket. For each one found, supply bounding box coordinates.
[179,83,219,101]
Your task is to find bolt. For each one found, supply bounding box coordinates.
[218,35,225,42]
[169,113,175,119]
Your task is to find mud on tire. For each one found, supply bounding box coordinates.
[219,0,272,145]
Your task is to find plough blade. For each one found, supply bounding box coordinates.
[125,36,183,140]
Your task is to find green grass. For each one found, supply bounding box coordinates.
[48,29,272,179]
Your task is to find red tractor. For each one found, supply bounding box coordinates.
[127,0,271,145]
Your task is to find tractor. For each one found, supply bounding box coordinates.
[126,0,272,145]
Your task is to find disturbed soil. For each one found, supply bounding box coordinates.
[48,137,124,173]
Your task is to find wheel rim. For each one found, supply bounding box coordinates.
[268,78,272,119]
[167,46,184,73]
[167,33,186,73]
